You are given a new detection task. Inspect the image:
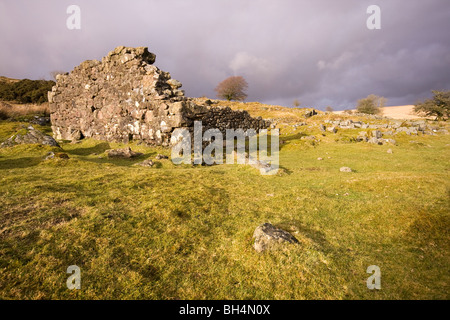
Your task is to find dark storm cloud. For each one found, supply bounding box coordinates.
[1,0,449,109]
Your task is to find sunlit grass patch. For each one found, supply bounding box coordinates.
[0,117,449,299]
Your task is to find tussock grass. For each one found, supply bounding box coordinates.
[0,101,49,120]
[0,115,449,300]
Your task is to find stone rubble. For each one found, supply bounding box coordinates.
[49,46,270,146]
[320,119,446,136]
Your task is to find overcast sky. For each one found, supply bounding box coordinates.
[1,0,449,110]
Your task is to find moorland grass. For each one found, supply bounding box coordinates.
[0,119,449,300]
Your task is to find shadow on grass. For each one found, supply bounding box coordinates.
[65,142,111,156]
[281,132,309,142]
[65,141,159,167]
[0,156,41,169]
[279,132,309,149]
[277,219,336,254]
[277,165,293,175]
[80,151,158,167]
[152,161,163,168]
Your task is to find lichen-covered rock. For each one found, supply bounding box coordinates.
[1,125,60,148]
[49,46,270,146]
[253,223,299,253]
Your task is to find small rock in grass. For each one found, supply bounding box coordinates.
[368,137,383,145]
[44,152,69,160]
[301,135,316,141]
[387,149,393,154]
[340,166,352,172]
[133,159,154,167]
[253,223,299,253]
[107,147,143,159]
[327,126,337,133]
[155,154,169,160]
[372,130,383,139]
[317,157,323,161]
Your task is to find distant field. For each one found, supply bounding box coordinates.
[380,105,421,119]
[0,76,20,84]
[0,103,449,300]
[335,105,426,120]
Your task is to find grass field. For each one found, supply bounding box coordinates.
[0,108,449,299]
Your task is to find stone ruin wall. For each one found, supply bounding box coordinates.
[48,46,269,146]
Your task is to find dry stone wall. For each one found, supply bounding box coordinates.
[48,46,269,146]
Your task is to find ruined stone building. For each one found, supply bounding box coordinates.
[48,46,269,146]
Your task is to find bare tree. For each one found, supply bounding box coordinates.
[414,90,449,121]
[326,106,334,112]
[215,76,248,101]
[293,99,301,107]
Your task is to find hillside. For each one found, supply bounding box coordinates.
[0,77,55,104]
[334,105,424,120]
[0,100,449,300]
[0,76,21,83]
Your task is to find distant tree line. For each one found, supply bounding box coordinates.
[0,79,55,104]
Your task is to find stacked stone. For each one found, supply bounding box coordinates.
[49,46,270,146]
[201,106,269,135]
[321,119,445,135]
